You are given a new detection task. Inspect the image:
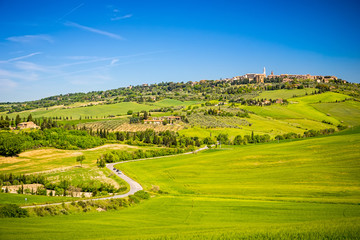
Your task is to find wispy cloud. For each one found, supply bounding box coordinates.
[64,21,124,40]
[6,34,53,43]
[111,14,132,21]
[57,51,163,68]
[57,3,84,22]
[110,59,119,65]
[0,52,42,63]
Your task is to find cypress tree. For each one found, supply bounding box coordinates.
[15,115,21,126]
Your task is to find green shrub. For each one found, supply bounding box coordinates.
[0,132,26,156]
[0,204,29,218]
[134,190,150,200]
[128,195,140,204]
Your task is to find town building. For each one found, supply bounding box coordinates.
[244,67,266,83]
[17,121,40,130]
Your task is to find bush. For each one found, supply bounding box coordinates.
[134,190,150,199]
[0,204,29,218]
[0,132,26,156]
[128,195,140,204]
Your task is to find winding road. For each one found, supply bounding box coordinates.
[21,146,209,208]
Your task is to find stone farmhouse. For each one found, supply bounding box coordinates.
[17,121,40,130]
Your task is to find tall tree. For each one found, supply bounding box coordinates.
[27,114,33,122]
[15,115,21,126]
[143,111,148,120]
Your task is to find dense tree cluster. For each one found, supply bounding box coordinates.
[0,132,28,156]
[232,132,271,145]
[98,148,191,165]
[0,204,28,218]
[0,174,120,197]
[0,128,105,156]
[0,173,46,186]
[275,128,336,140]
[82,129,201,148]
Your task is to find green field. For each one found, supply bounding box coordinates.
[118,128,360,203]
[257,88,316,99]
[0,144,159,199]
[0,144,156,174]
[1,128,359,239]
[288,91,351,104]
[0,90,359,239]
[312,100,360,126]
[0,99,200,120]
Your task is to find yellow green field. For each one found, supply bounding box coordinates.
[0,90,359,239]
[257,88,316,99]
[0,99,201,120]
[0,127,359,239]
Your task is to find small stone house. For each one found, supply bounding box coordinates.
[17,121,40,130]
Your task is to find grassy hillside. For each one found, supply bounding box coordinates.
[0,144,149,174]
[0,144,161,200]
[237,92,356,127]
[180,115,332,139]
[1,128,359,239]
[0,99,200,120]
[257,88,316,99]
[119,128,360,203]
[179,93,359,139]
[312,100,360,126]
[1,102,153,119]
[288,91,351,103]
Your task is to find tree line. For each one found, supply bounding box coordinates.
[0,173,120,197]
[97,148,192,167]
[0,128,105,156]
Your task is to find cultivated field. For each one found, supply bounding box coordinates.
[0,99,201,120]
[1,128,359,239]
[0,90,359,239]
[79,121,184,132]
[257,88,316,99]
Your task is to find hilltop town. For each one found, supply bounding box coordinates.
[191,67,344,85]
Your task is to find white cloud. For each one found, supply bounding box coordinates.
[111,14,132,21]
[110,59,119,65]
[6,34,53,43]
[0,52,42,63]
[64,21,124,40]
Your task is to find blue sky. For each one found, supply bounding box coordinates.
[0,0,359,102]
